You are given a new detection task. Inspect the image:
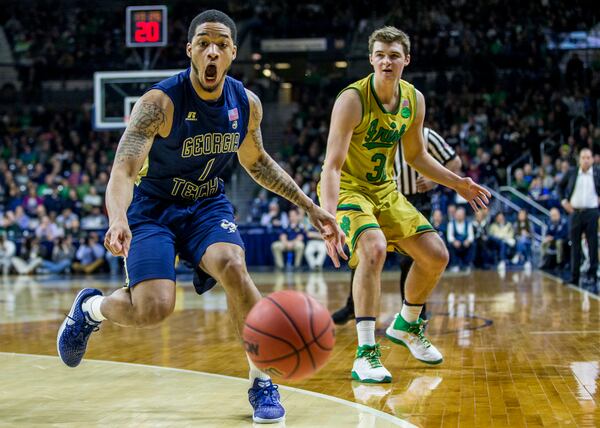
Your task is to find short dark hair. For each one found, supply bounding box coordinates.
[188,10,237,43]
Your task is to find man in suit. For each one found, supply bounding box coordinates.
[558,148,600,286]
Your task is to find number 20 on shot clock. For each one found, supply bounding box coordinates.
[126,5,168,48]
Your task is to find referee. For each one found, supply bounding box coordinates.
[332,127,462,325]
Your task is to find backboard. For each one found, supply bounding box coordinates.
[93,69,183,130]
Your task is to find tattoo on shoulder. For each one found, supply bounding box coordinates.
[115,101,166,163]
[130,102,165,137]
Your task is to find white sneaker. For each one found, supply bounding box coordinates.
[351,344,392,383]
[511,254,520,264]
[497,261,506,271]
[385,313,443,365]
[449,266,460,273]
[524,261,532,272]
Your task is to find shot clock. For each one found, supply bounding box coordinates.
[126,5,168,48]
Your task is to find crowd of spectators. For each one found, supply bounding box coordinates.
[2,1,597,85]
[0,105,119,275]
[1,2,599,277]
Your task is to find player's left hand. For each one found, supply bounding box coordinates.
[455,177,492,212]
[416,176,437,193]
[307,205,347,268]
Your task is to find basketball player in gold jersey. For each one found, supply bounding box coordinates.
[319,27,491,383]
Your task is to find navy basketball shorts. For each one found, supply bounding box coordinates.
[125,189,245,288]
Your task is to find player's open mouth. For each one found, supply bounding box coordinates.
[205,64,217,82]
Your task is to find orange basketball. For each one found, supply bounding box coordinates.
[243,290,335,381]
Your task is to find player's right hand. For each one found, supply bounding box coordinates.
[104,219,132,257]
[306,205,347,268]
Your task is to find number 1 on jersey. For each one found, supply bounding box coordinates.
[198,158,215,181]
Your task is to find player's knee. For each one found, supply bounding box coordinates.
[360,237,387,266]
[217,252,248,283]
[419,238,449,272]
[434,244,450,270]
[134,295,174,327]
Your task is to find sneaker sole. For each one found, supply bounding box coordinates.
[351,371,392,383]
[253,414,285,424]
[385,333,443,365]
[56,288,89,368]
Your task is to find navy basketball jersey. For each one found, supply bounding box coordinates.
[136,68,250,202]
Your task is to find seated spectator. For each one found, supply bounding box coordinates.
[56,207,80,234]
[43,187,64,215]
[22,184,43,217]
[472,208,492,268]
[39,235,75,274]
[13,205,30,232]
[11,236,43,275]
[528,177,550,205]
[63,188,83,215]
[261,200,288,229]
[1,210,21,240]
[446,207,475,272]
[72,232,105,274]
[430,209,447,242]
[513,209,533,270]
[247,189,269,224]
[541,208,568,270]
[82,186,103,211]
[81,206,109,231]
[271,208,305,269]
[35,215,63,241]
[0,231,16,275]
[513,168,529,194]
[488,212,516,271]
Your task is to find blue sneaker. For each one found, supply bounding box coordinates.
[248,378,286,423]
[57,288,103,367]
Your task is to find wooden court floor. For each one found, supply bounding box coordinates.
[0,269,599,427]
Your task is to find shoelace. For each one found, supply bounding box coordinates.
[251,383,280,406]
[66,315,99,343]
[357,344,383,368]
[407,320,431,348]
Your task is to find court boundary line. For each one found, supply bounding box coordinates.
[540,271,600,301]
[0,352,414,428]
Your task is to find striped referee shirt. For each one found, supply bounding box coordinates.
[395,127,457,196]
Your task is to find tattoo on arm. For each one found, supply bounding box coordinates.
[246,101,311,210]
[115,101,166,164]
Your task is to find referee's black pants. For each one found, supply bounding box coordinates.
[569,207,599,284]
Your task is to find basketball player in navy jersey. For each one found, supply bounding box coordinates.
[57,10,345,424]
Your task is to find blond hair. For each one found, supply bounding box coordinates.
[368,26,410,56]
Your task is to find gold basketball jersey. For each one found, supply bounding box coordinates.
[339,73,417,199]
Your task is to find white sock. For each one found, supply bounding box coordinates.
[356,320,376,347]
[82,295,106,322]
[400,302,422,323]
[247,355,270,386]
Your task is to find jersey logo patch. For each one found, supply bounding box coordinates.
[186,112,197,121]
[221,219,238,233]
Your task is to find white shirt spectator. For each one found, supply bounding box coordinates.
[447,220,474,244]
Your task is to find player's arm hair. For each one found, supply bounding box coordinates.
[106,90,172,223]
[238,89,315,212]
[403,90,462,189]
[319,90,362,215]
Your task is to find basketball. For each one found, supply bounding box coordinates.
[243,290,335,381]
